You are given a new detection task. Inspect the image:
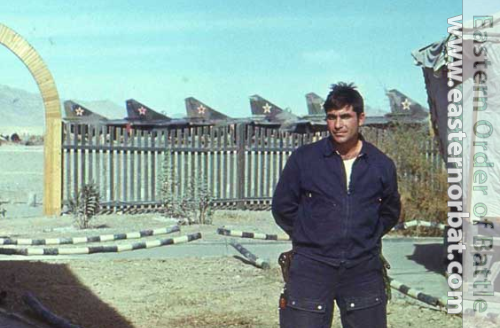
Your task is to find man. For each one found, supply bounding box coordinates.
[272,82,401,328]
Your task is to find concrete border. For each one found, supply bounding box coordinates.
[0,225,180,246]
[0,233,202,256]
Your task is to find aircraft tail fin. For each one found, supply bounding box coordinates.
[126,99,170,121]
[185,97,229,121]
[249,94,287,120]
[305,92,325,115]
[63,100,108,122]
[385,89,429,121]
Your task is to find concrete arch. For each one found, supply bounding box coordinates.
[0,24,62,215]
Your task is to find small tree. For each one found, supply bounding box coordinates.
[183,170,214,225]
[159,150,184,219]
[68,183,101,229]
[159,150,214,224]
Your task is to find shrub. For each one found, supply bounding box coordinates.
[183,171,214,225]
[68,183,101,229]
[159,151,215,225]
[378,124,448,235]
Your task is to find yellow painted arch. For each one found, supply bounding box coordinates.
[0,24,62,216]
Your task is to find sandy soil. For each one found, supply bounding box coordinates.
[0,145,44,207]
[0,211,462,328]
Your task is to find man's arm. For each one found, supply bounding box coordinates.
[380,160,401,235]
[272,151,301,237]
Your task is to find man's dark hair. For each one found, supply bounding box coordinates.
[323,82,364,116]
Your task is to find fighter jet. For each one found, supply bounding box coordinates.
[303,93,329,129]
[63,99,190,137]
[185,97,231,123]
[250,95,296,122]
[126,99,170,122]
[363,105,390,126]
[63,101,126,140]
[125,99,189,128]
[303,92,389,128]
[64,101,108,123]
[184,97,264,129]
[249,95,314,132]
[385,89,429,123]
[305,92,325,116]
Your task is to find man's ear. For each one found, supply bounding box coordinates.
[358,112,366,126]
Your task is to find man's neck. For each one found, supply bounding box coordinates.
[334,138,362,160]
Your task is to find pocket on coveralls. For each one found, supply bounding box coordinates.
[279,294,326,328]
[343,293,385,312]
[303,191,338,228]
[341,293,387,328]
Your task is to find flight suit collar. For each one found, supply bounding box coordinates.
[321,134,373,160]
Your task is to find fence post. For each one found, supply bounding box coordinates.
[236,123,247,209]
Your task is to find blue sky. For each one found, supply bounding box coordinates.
[1,0,462,118]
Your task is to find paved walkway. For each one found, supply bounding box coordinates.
[0,236,449,299]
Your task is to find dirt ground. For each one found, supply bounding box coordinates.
[0,211,463,328]
[0,144,463,327]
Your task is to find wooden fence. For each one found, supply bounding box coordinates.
[62,122,445,212]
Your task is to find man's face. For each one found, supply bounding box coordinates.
[325,105,365,145]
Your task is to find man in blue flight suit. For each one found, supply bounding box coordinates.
[272,82,401,328]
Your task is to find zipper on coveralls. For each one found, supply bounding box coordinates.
[339,154,349,262]
[341,154,363,263]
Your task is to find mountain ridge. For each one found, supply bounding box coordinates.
[0,84,125,134]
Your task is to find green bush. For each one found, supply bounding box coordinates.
[378,124,448,235]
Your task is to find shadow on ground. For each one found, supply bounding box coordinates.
[407,242,445,274]
[0,261,135,328]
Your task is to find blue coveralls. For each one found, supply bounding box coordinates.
[272,135,401,328]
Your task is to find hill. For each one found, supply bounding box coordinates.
[0,85,124,135]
